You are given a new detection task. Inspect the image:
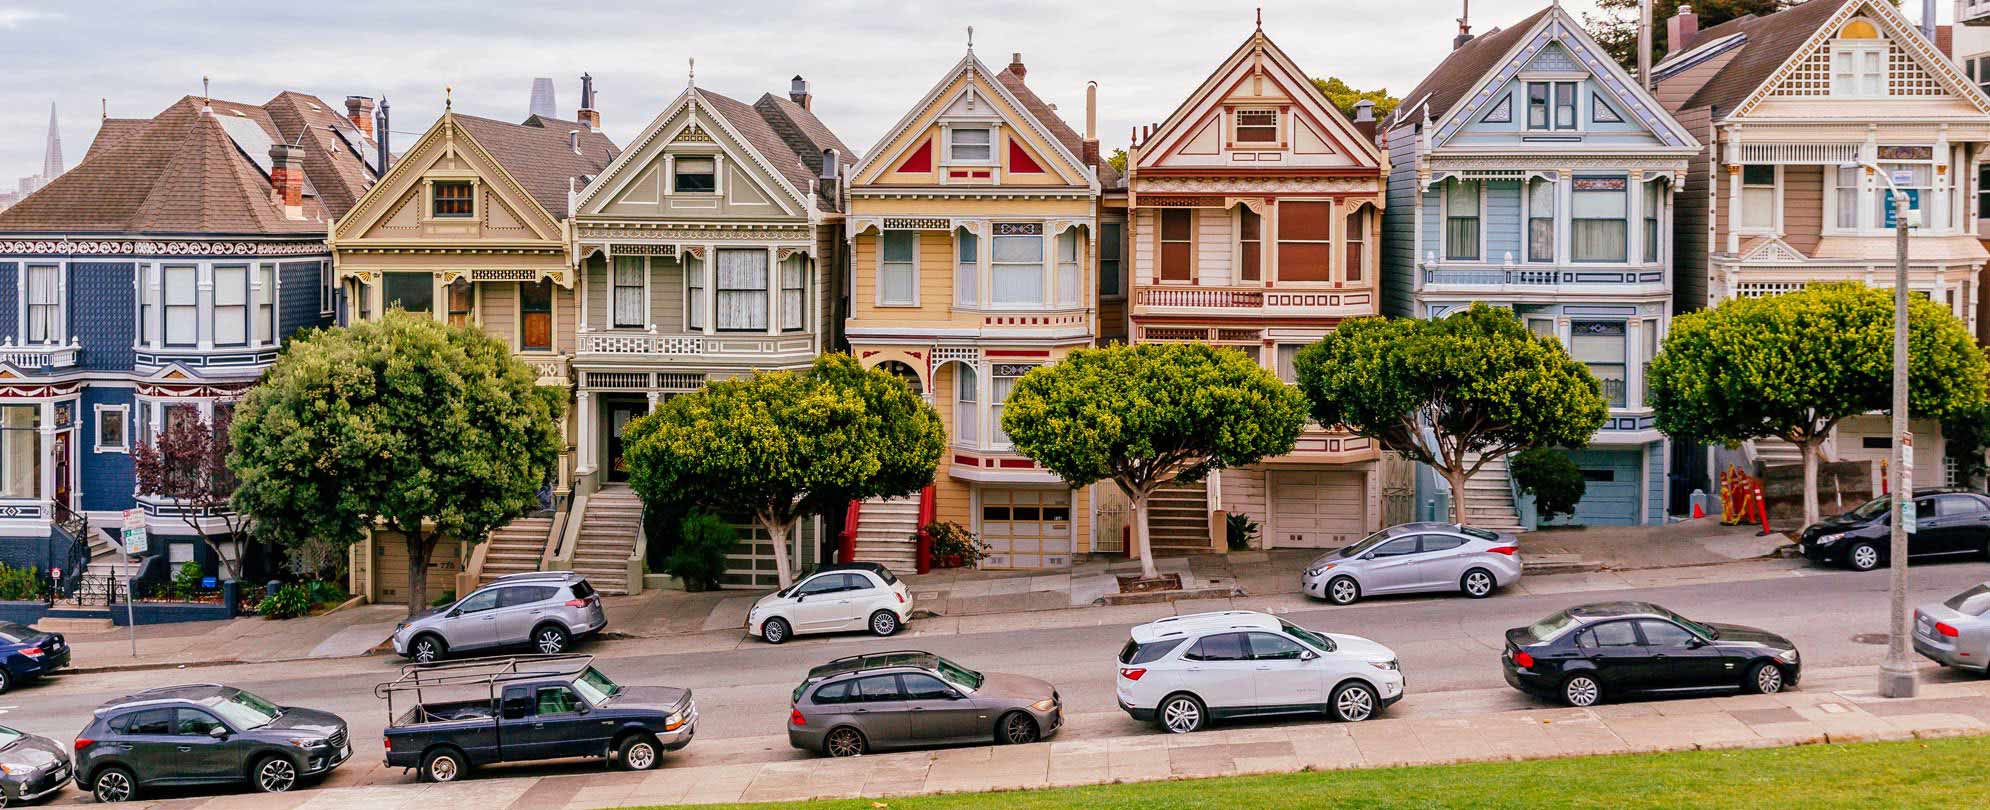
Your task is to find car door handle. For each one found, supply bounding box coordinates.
[854,709,870,714]
[532,722,546,729]
[1255,665,1273,670]
[177,746,192,752]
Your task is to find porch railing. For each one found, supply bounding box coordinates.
[578,333,815,357]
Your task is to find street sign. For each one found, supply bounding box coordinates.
[120,509,147,555]
[1891,169,1915,185]
[1900,434,1916,534]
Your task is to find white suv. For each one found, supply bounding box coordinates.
[748,563,913,644]
[1115,610,1404,733]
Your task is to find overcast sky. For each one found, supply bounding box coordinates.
[0,0,1949,189]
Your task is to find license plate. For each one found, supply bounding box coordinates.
[1917,618,1935,637]
[340,743,350,760]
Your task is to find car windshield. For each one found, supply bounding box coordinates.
[0,623,30,644]
[934,656,984,693]
[573,667,622,703]
[1279,620,1337,653]
[1337,529,1396,558]
[204,689,282,730]
[1657,606,1720,640]
[0,725,19,747]
[1946,584,1990,617]
[1525,610,1580,642]
[1845,496,1891,521]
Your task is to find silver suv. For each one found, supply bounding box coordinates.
[392,573,607,663]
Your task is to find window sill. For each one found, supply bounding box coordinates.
[93,446,129,455]
[874,302,920,308]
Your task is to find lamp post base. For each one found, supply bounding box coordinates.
[1877,660,1918,698]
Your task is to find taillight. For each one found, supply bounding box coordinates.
[1487,546,1519,556]
[1937,622,1960,638]
[18,647,40,658]
[565,599,588,608]
[74,738,93,752]
[1119,667,1146,681]
[1511,650,1535,669]
[383,736,391,751]
[790,709,807,726]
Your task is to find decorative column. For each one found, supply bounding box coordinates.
[1626,319,1645,410]
[574,390,595,476]
[703,246,718,337]
[197,263,215,351]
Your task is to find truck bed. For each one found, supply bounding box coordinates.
[393,699,496,727]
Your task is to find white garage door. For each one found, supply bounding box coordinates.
[1268,470,1368,548]
[979,488,1073,569]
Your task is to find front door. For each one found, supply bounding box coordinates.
[901,673,985,743]
[1245,632,1324,708]
[605,400,649,483]
[52,431,70,511]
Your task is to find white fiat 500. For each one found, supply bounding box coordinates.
[1115,610,1404,733]
[748,563,912,644]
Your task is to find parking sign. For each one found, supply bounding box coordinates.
[121,509,147,555]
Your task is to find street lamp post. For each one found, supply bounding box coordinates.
[1851,160,1917,699]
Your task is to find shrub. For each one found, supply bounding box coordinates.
[926,520,990,567]
[306,579,347,607]
[1225,513,1259,551]
[429,589,457,608]
[0,563,40,601]
[665,511,736,591]
[256,583,313,619]
[1511,448,1586,523]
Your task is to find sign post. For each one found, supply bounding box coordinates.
[119,509,145,657]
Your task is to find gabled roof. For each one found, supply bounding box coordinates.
[1136,27,1384,171]
[1392,9,1553,128]
[848,51,1099,191]
[754,94,858,179]
[452,113,618,218]
[992,67,1117,187]
[85,118,145,162]
[699,89,834,211]
[1664,0,1848,116]
[1718,0,1990,118]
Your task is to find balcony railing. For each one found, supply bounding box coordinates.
[1136,287,1373,315]
[1424,268,1561,286]
[514,354,570,386]
[1139,288,1265,308]
[0,340,79,371]
[578,332,816,357]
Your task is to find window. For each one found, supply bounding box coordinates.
[1831,44,1885,97]
[1238,207,1262,282]
[520,279,553,351]
[716,248,768,332]
[25,264,56,343]
[1583,468,1617,482]
[955,230,979,306]
[796,575,844,597]
[811,680,853,705]
[1277,200,1333,282]
[1571,320,1628,408]
[119,710,174,736]
[990,363,1033,447]
[673,157,716,193]
[956,365,979,445]
[1581,621,1642,648]
[1275,344,1303,385]
[1245,632,1306,660]
[1527,318,1555,339]
[0,405,39,499]
[1939,494,1989,516]
[176,710,226,737]
[498,586,557,607]
[781,260,806,332]
[320,262,334,314]
[949,128,992,162]
[431,181,473,218]
[141,264,159,344]
[879,231,916,305]
[95,404,127,453]
[1055,229,1080,307]
[1422,534,1466,552]
[1526,179,1555,263]
[1643,319,1659,403]
[1836,165,1862,229]
[1740,165,1776,231]
[1979,165,1990,222]
[212,265,248,346]
[991,224,1044,306]
[445,277,473,327]
[383,272,433,314]
[899,673,955,701]
[259,264,277,339]
[1370,537,1420,557]
[1526,82,1578,130]
[1642,182,1662,263]
[165,265,198,346]
[685,257,706,329]
[1572,176,1628,262]
[1099,222,1123,297]
[1234,109,1278,143]
[356,281,372,321]
[1638,620,1700,649]
[1344,206,1367,283]
[1445,181,1480,261]
[455,588,499,614]
[1184,632,1249,662]
[612,257,646,328]
[1160,209,1193,282]
[1877,161,1932,230]
[853,675,903,702]
[535,686,581,715]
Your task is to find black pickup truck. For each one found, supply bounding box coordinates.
[375,655,695,782]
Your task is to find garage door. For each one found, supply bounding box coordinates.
[720,516,818,590]
[1268,470,1368,548]
[979,488,1073,569]
[1566,449,1641,526]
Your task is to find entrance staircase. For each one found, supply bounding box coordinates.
[1147,479,1213,556]
[848,496,920,572]
[477,517,555,587]
[569,485,642,595]
[1745,438,1806,469]
[1459,453,1524,533]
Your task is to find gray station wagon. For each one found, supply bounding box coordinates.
[788,651,1061,757]
[392,572,607,663]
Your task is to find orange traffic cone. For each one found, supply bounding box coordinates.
[1692,501,1705,519]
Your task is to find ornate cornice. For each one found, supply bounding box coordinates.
[1135,176,1380,194]
[0,238,328,259]
[1425,155,1690,172]
[576,226,811,242]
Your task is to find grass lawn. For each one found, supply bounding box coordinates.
[624,734,1990,810]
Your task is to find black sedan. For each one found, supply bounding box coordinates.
[0,723,71,805]
[0,622,68,694]
[1502,602,1801,707]
[1798,488,1990,571]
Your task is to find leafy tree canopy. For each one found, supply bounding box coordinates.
[1313,77,1400,121]
[1107,147,1128,175]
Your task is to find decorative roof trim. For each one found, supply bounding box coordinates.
[1133,29,1383,173]
[574,89,811,219]
[848,53,1097,193]
[1726,0,1990,120]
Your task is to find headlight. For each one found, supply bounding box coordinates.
[1815,533,1845,545]
[664,711,686,731]
[290,737,327,748]
[1782,648,1799,664]
[1306,563,1334,577]
[1030,697,1057,712]
[1368,660,1399,671]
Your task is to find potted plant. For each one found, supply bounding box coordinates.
[923,521,989,568]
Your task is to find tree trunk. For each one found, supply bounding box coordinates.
[405,528,433,618]
[762,513,796,589]
[1446,465,1472,526]
[201,537,243,581]
[1130,487,1159,580]
[1800,436,1822,529]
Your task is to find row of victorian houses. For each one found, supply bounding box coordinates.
[0,0,1984,598]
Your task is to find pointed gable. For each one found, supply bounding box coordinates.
[850,53,1096,190]
[1724,0,1990,119]
[575,87,825,221]
[1134,28,1382,173]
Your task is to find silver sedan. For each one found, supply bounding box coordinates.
[1913,582,1990,674]
[1302,522,1524,605]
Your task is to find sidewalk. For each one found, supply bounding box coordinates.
[1521,517,1791,571]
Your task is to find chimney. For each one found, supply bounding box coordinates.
[375,96,391,174]
[569,129,582,155]
[1454,0,1473,50]
[790,75,812,110]
[818,148,840,203]
[1082,81,1101,168]
[345,96,375,138]
[1352,99,1378,144]
[269,142,304,217]
[1668,4,1699,53]
[1008,53,1026,79]
[1639,0,1653,90]
[577,72,600,130]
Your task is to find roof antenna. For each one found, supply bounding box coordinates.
[100,97,107,122]
[1454,0,1474,50]
[1256,7,1262,30]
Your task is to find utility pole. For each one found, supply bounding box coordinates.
[1859,162,1917,698]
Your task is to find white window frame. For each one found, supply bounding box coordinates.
[955,364,980,447]
[1099,221,1125,299]
[1524,80,1581,132]
[1831,41,1887,98]
[1571,175,1631,264]
[24,263,59,344]
[669,154,721,195]
[946,127,996,166]
[780,259,807,333]
[94,403,129,454]
[1441,180,1485,262]
[610,256,648,329]
[988,363,1036,449]
[1738,164,1782,235]
[319,262,335,315]
[1233,108,1280,145]
[163,264,199,348]
[714,247,770,333]
[684,255,707,330]
[955,229,980,308]
[212,264,250,347]
[877,231,919,307]
[257,263,277,345]
[1054,229,1080,308]
[1524,176,1557,264]
[989,225,1046,308]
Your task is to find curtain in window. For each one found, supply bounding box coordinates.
[1445,182,1480,261]
[990,368,1027,446]
[881,231,916,304]
[259,265,277,338]
[165,266,199,345]
[26,265,57,343]
[612,257,646,328]
[0,405,38,498]
[955,230,978,306]
[1527,179,1555,262]
[1571,321,1628,408]
[1571,178,1627,262]
[1642,183,1662,263]
[1343,207,1366,283]
[1836,166,1861,228]
[781,260,805,332]
[991,233,1043,305]
[716,249,768,331]
[1274,344,1302,385]
[951,129,992,161]
[955,366,979,445]
[1055,230,1080,307]
[685,257,705,330]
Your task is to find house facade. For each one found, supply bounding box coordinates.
[843,51,1104,570]
[1652,0,1990,489]
[0,92,375,575]
[1123,26,1389,553]
[1383,6,1701,528]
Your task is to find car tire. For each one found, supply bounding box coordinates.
[869,610,900,637]
[998,711,1040,744]
[1561,674,1603,707]
[0,668,10,694]
[1328,680,1380,722]
[616,733,661,771]
[761,617,792,645]
[1159,693,1206,734]
[420,747,467,783]
[823,726,867,758]
[411,634,446,664]
[1460,568,1497,599]
[252,755,298,793]
[1848,542,1881,572]
[533,623,571,655]
[92,766,137,803]
[1325,576,1361,606]
[1745,661,1786,695]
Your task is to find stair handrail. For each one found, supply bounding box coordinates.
[915,485,936,575]
[838,500,862,565]
[549,491,590,572]
[50,500,93,597]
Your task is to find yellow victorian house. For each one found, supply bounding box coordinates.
[844,50,1102,570]
[328,101,619,600]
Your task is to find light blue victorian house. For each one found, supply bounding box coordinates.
[1381,6,1701,528]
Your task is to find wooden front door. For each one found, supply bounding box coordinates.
[521,280,554,351]
[51,431,70,510]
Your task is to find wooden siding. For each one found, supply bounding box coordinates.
[849,230,971,326]
[1673,105,1714,313]
[1381,125,1420,318]
[1782,164,1824,255]
[1486,180,1523,263]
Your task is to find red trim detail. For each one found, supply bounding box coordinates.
[915,485,936,574]
[953,454,980,466]
[1008,139,1045,173]
[985,349,1051,358]
[898,139,934,173]
[997,458,1037,469]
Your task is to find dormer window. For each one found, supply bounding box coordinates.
[431,181,474,218]
[1526,82,1578,131]
[1234,109,1278,143]
[949,128,993,163]
[1831,19,1885,97]
[673,157,717,193]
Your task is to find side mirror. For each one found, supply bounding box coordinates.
[207,726,229,739]
[794,593,806,603]
[446,609,462,618]
[1300,650,1320,662]
[1688,637,1709,649]
[1361,554,1377,561]
[577,704,591,715]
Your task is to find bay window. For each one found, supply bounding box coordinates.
[685,257,706,329]
[25,264,57,343]
[956,366,979,445]
[1835,165,1861,229]
[383,272,433,314]
[0,405,37,499]
[259,264,277,338]
[1526,179,1555,262]
[1276,200,1333,281]
[1274,344,1303,385]
[612,257,645,328]
[164,265,198,346]
[1740,165,1776,231]
[955,230,978,307]
[879,231,916,305]
[1238,207,1262,282]
[1572,176,1628,262]
[1055,230,1080,307]
[781,260,806,332]
[213,265,248,346]
[1875,162,1932,229]
[715,248,768,332]
[1444,181,1480,261]
[1344,206,1367,283]
[989,363,1032,447]
[1571,321,1628,408]
[1642,182,1662,263]
[991,224,1043,306]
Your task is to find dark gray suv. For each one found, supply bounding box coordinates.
[75,684,350,803]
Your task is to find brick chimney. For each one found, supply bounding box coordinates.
[1008,52,1026,80]
[268,142,304,218]
[1082,81,1101,168]
[576,72,600,130]
[344,96,375,138]
[1668,4,1699,53]
[1352,100,1378,145]
[790,75,812,110]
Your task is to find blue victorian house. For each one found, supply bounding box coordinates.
[1381,6,1701,528]
[0,92,376,577]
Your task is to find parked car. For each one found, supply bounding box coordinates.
[0,621,68,693]
[1912,582,1990,675]
[1115,611,1403,733]
[392,571,606,663]
[748,563,912,644]
[75,684,350,803]
[0,724,70,806]
[788,650,1059,757]
[1302,522,1522,605]
[377,655,693,782]
[1798,488,1990,571]
[1501,602,1801,707]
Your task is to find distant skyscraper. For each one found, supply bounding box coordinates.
[529,78,557,120]
[41,103,62,180]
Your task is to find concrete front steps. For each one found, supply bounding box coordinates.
[571,485,641,595]
[478,517,555,586]
[849,496,919,571]
[1460,453,1524,533]
[1147,479,1213,556]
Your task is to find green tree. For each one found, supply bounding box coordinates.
[1296,305,1608,527]
[229,310,565,615]
[1107,147,1128,176]
[1313,77,1399,121]
[1510,448,1587,523]
[1001,343,1305,580]
[1583,0,1795,68]
[622,354,943,588]
[1649,283,1988,527]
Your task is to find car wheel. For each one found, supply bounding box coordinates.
[1326,576,1361,606]
[869,610,900,637]
[1159,693,1205,734]
[411,634,446,664]
[420,748,466,783]
[617,734,661,771]
[1329,681,1380,722]
[761,617,791,645]
[1848,542,1881,572]
[253,755,298,793]
[823,726,867,758]
[1460,568,1496,599]
[998,711,1040,744]
[0,668,10,694]
[1746,661,1786,695]
[1562,674,1603,707]
[92,767,137,803]
[533,624,571,654]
